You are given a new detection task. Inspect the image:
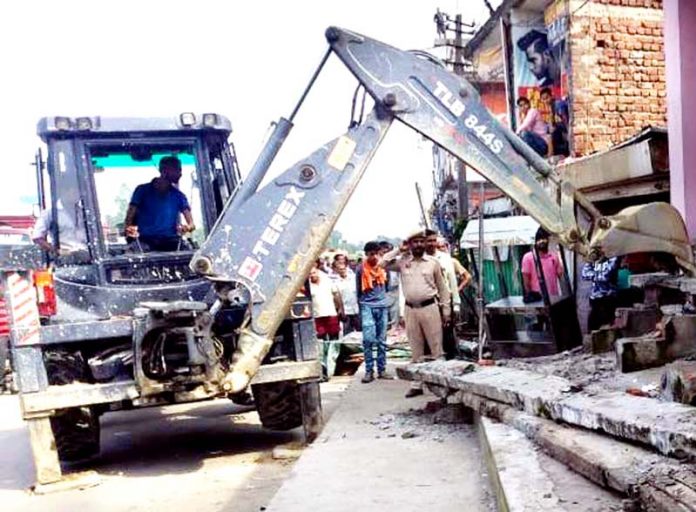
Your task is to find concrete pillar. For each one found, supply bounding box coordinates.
[665,0,696,240]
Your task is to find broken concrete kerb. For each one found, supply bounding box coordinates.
[397,360,696,459]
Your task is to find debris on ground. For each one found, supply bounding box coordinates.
[367,403,477,443]
[432,403,474,425]
[497,347,615,389]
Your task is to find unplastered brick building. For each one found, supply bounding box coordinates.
[463,0,667,158]
[571,0,666,155]
[430,0,671,242]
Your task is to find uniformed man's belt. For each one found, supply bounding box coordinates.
[405,297,437,309]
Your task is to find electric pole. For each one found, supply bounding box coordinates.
[453,14,468,224]
[433,10,475,237]
[415,182,430,229]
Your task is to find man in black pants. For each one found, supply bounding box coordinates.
[581,256,620,331]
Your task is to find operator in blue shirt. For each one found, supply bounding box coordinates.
[124,156,195,252]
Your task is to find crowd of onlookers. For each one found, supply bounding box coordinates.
[308,243,398,380]
[310,225,648,394]
[309,229,472,397]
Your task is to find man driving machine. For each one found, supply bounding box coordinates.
[124,155,195,251]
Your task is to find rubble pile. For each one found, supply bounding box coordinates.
[367,401,474,443]
[498,347,616,389]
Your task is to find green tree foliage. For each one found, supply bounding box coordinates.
[327,230,402,255]
[104,183,132,231]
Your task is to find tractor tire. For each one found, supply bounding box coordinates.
[252,380,304,431]
[44,350,101,462]
[0,338,10,394]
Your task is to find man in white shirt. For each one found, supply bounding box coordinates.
[309,267,343,380]
[425,231,460,359]
[32,201,88,255]
[329,252,354,278]
[331,260,360,334]
[438,237,472,294]
[425,233,461,312]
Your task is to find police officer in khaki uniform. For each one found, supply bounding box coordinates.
[383,229,451,398]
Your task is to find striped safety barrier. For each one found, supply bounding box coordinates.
[0,298,10,338]
[5,272,40,346]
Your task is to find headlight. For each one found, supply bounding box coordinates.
[76,117,92,130]
[55,117,72,130]
[180,112,196,126]
[202,113,218,127]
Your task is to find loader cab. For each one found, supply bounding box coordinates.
[36,114,241,318]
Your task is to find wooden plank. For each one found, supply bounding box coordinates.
[398,361,696,458]
[21,381,139,415]
[250,361,321,386]
[26,417,62,485]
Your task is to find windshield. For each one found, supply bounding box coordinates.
[90,143,205,254]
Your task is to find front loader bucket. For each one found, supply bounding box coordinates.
[590,202,695,274]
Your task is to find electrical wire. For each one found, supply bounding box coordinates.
[571,0,591,16]
[349,84,368,128]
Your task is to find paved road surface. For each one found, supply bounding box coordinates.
[267,367,496,512]
[0,377,351,512]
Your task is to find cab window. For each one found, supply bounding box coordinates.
[89,144,205,254]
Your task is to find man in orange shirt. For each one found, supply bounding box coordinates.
[356,241,394,383]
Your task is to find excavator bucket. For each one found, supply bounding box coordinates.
[589,202,696,274]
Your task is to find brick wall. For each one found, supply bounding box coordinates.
[569,0,665,156]
[591,0,662,8]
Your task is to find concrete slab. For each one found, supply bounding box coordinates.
[496,348,664,396]
[266,366,494,512]
[585,327,618,354]
[614,306,660,338]
[479,417,622,512]
[479,416,564,511]
[616,334,666,373]
[399,361,696,458]
[475,394,696,510]
[661,361,696,404]
[464,394,663,495]
[663,314,696,360]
